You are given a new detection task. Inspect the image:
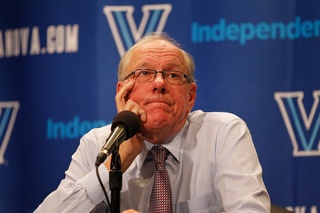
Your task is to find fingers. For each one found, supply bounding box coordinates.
[127,100,147,123]
[115,80,135,112]
[115,80,147,123]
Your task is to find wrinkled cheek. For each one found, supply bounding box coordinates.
[127,85,146,101]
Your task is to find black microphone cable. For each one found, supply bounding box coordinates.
[96,165,111,213]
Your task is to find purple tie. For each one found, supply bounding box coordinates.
[148,146,173,213]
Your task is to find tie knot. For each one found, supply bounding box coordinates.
[150,145,167,164]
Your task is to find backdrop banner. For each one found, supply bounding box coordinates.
[1,1,319,212]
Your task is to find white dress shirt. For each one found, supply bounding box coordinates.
[35,110,270,213]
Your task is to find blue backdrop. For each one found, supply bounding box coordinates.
[1,1,319,212]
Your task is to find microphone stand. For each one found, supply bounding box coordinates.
[109,144,122,213]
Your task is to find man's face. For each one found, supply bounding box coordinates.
[117,40,197,141]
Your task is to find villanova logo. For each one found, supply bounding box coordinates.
[0,101,19,165]
[274,90,320,157]
[103,4,172,56]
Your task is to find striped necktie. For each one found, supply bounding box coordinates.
[148,145,173,213]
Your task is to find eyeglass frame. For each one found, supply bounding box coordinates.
[123,68,193,84]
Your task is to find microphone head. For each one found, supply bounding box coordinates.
[111,110,141,139]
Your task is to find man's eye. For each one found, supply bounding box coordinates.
[140,70,152,76]
[168,73,179,79]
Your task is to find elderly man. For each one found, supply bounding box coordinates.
[35,33,270,212]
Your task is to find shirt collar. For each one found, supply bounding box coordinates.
[137,120,189,170]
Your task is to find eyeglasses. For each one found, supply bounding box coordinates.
[123,69,192,85]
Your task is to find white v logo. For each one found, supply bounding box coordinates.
[274,91,320,157]
[0,101,20,165]
[103,4,172,56]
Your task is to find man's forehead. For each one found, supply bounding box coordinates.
[131,47,184,65]
[131,40,183,58]
[127,39,185,69]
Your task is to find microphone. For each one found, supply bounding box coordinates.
[95,110,140,166]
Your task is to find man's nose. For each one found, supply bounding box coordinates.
[152,72,166,93]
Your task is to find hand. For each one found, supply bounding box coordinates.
[104,80,146,173]
[115,80,146,122]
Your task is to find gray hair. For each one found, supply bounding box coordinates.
[117,32,195,82]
